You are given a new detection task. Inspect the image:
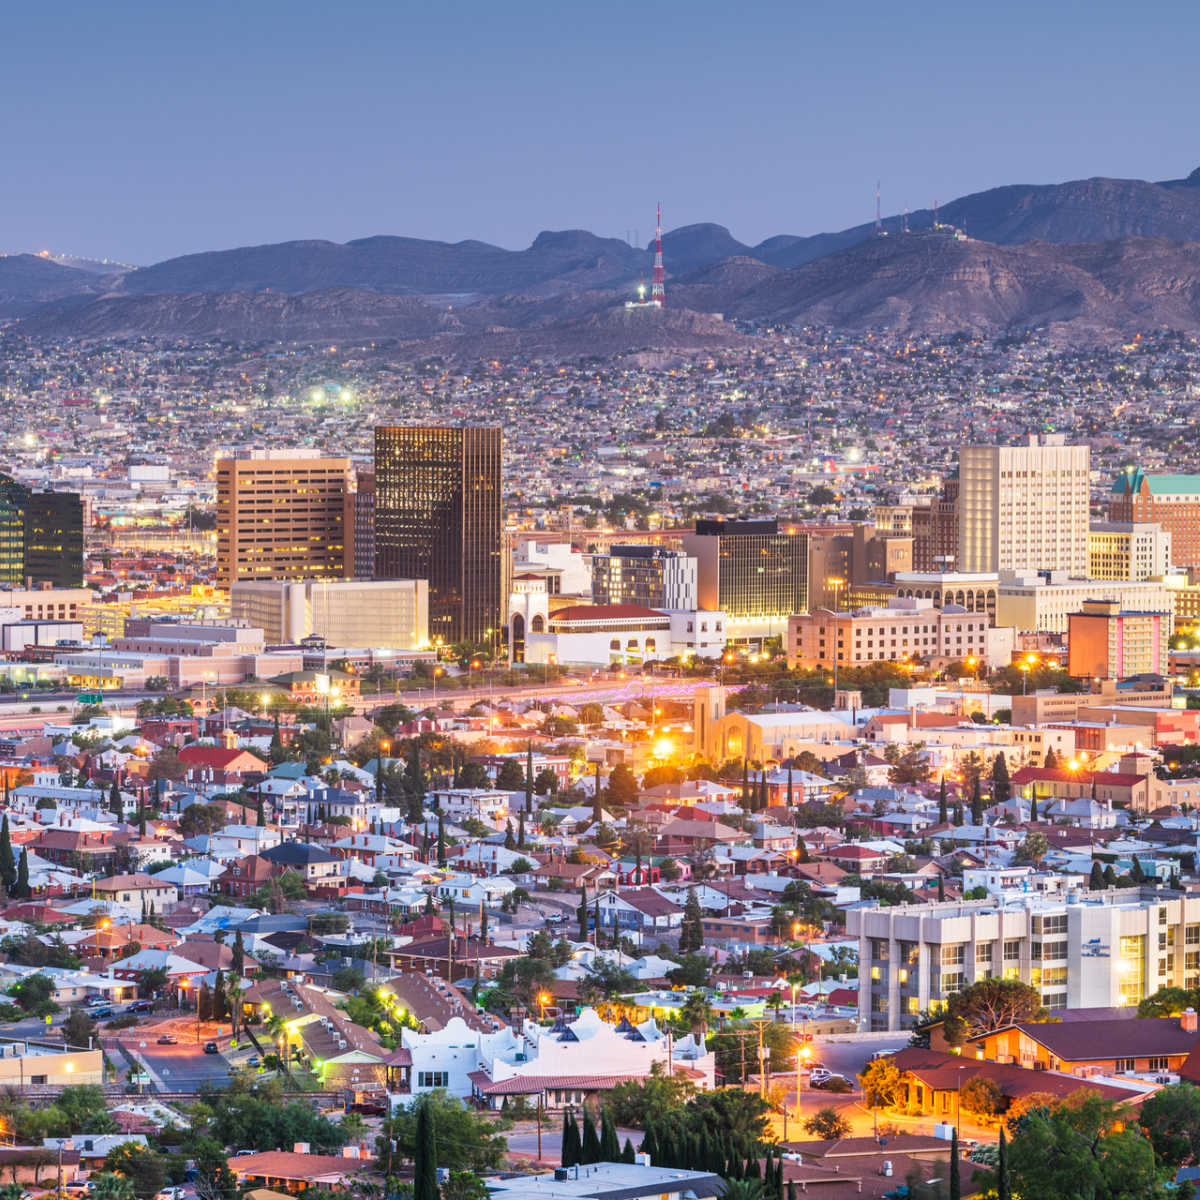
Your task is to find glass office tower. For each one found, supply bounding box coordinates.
[374,426,501,650]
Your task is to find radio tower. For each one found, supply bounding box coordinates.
[651,202,665,307]
[875,181,883,236]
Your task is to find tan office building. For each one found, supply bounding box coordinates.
[1088,521,1172,581]
[787,598,995,669]
[958,435,1090,575]
[216,450,351,587]
[230,579,428,647]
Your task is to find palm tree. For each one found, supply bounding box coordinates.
[680,990,715,1038]
[720,1181,764,1200]
[90,1175,135,1200]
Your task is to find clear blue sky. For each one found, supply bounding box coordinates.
[3,0,1194,264]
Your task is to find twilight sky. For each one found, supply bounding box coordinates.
[2,0,1193,264]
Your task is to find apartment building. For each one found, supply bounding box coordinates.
[786,598,1000,669]
[216,450,351,587]
[1088,521,1172,581]
[1068,599,1169,680]
[958,435,1089,575]
[1110,468,1200,567]
[850,889,1200,1032]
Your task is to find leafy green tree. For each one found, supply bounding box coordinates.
[803,1108,850,1140]
[190,1135,239,1200]
[105,1142,168,1200]
[943,979,1045,1046]
[960,1075,1007,1119]
[441,1172,489,1200]
[496,759,524,790]
[606,763,638,807]
[1138,1082,1200,1167]
[606,1064,696,1128]
[858,1055,902,1109]
[378,1090,506,1172]
[1005,1093,1166,1200]
[63,1007,96,1049]
[55,1085,118,1134]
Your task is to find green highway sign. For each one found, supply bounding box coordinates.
[77,692,103,704]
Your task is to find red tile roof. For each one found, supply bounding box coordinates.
[1011,767,1145,787]
[177,746,268,771]
[550,604,666,621]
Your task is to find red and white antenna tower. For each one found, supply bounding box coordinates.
[651,202,665,307]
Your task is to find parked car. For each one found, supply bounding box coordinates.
[157,1034,178,1045]
[246,1056,260,1068]
[203,1041,220,1054]
[347,1100,387,1116]
[809,1068,833,1085]
[128,1000,154,1014]
[811,1073,852,1091]
[89,1007,114,1019]
[155,1188,187,1200]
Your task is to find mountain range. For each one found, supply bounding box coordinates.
[9,165,1200,350]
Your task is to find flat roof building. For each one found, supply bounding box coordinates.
[216,450,351,588]
[374,426,501,650]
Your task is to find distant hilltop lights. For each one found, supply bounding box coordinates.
[626,202,666,310]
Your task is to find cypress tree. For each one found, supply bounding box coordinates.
[109,781,122,819]
[436,812,446,868]
[599,1109,620,1161]
[786,766,794,807]
[231,930,245,976]
[681,888,703,953]
[997,1127,1010,1200]
[949,1129,960,1200]
[414,1100,438,1200]
[581,1110,601,1164]
[760,771,769,811]
[937,874,945,902]
[14,849,28,900]
[796,838,809,863]
[504,821,516,850]
[593,898,601,945]
[1029,787,1038,823]
[970,776,983,825]
[640,1124,659,1167]
[1044,747,1058,770]
[561,1111,581,1167]
[526,742,535,814]
[0,815,15,893]
[938,778,947,825]
[992,753,1011,805]
[741,758,749,807]
[213,969,228,1021]
[1103,863,1117,887]
[1089,860,1105,890]
[578,884,589,942]
[745,1158,760,1180]
[480,903,489,942]
[518,810,526,848]
[621,1137,635,1164]
[138,805,146,837]
[953,799,964,826]
[1131,855,1146,883]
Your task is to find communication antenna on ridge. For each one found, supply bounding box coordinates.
[902,206,910,234]
[875,181,883,235]
[650,203,665,308]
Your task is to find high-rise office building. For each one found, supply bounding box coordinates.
[957,435,1089,575]
[591,545,697,609]
[683,519,808,639]
[374,426,501,648]
[215,450,351,588]
[349,470,376,580]
[1109,468,1200,566]
[0,477,84,588]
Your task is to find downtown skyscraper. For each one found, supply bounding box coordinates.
[373,426,502,650]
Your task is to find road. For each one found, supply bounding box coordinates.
[126,1016,232,1091]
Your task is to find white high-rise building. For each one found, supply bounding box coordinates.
[958,435,1090,575]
